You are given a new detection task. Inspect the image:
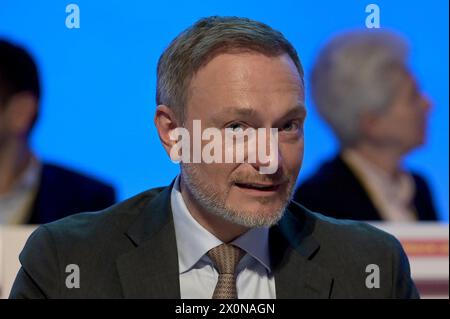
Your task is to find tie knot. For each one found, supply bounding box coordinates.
[207,244,245,274]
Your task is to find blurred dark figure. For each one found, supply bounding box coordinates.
[294,30,438,221]
[0,39,116,224]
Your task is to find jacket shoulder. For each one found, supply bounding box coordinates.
[292,206,417,298]
[308,208,400,250]
[12,186,167,298]
[41,186,166,241]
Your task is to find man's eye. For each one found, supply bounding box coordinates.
[227,122,246,131]
[281,121,300,132]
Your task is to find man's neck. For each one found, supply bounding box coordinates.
[0,140,33,195]
[345,144,403,179]
[179,175,249,243]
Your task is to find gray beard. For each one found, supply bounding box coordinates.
[181,165,293,228]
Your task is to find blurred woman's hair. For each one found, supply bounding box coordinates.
[311,30,409,146]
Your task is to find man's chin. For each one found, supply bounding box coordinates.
[223,202,287,227]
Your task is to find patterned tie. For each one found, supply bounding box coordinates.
[207,243,246,299]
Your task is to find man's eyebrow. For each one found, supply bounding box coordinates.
[212,104,306,119]
[209,107,258,122]
[282,104,307,118]
[220,107,258,117]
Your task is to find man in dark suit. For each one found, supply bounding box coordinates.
[10,181,418,298]
[294,31,438,221]
[10,17,418,298]
[0,39,115,225]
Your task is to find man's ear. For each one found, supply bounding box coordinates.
[154,104,181,157]
[4,92,38,137]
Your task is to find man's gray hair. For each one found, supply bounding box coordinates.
[311,30,409,146]
[156,16,304,121]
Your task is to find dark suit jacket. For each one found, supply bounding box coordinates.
[27,163,116,224]
[10,181,418,298]
[294,155,438,221]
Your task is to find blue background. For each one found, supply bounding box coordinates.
[0,0,448,220]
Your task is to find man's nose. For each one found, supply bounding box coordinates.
[250,128,281,175]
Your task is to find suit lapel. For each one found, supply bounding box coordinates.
[115,181,334,298]
[271,205,334,298]
[116,184,181,298]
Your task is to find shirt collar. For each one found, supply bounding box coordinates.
[0,155,41,200]
[231,226,271,272]
[170,175,271,274]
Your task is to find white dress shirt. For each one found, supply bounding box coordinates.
[0,157,41,225]
[170,175,276,299]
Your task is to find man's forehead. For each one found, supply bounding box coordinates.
[188,56,304,101]
[210,103,307,121]
[189,52,302,88]
[185,52,304,119]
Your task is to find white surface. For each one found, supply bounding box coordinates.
[0,225,37,299]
